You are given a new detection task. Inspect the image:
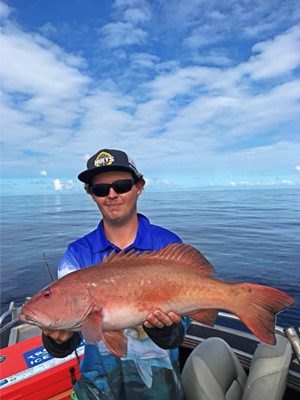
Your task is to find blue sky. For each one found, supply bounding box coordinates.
[1,0,300,194]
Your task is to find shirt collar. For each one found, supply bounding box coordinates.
[92,213,153,253]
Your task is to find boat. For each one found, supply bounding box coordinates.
[1,301,299,399]
[0,301,84,400]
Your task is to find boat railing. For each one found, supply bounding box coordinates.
[0,301,23,334]
[0,299,34,340]
[284,327,300,363]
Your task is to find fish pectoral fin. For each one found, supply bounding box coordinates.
[187,309,218,327]
[81,311,103,344]
[102,330,127,357]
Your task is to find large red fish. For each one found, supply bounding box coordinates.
[19,243,295,357]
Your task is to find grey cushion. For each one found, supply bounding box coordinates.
[242,334,292,400]
[182,337,247,400]
[181,334,292,400]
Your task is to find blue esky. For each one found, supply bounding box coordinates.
[1,0,300,194]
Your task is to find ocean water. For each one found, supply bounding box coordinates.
[1,188,299,329]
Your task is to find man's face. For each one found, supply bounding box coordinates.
[91,170,143,226]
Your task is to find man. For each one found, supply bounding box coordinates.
[42,149,189,400]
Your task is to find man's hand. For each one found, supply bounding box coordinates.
[42,329,73,344]
[144,310,181,329]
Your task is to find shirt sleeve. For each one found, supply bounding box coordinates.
[143,316,190,349]
[57,247,82,278]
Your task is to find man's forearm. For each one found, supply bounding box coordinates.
[43,322,185,357]
[143,322,185,349]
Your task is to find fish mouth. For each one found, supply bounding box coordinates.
[18,305,53,329]
[19,312,39,325]
[19,311,45,328]
[19,304,86,331]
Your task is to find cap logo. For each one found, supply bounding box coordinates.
[95,151,114,167]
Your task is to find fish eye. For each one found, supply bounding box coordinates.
[43,290,51,298]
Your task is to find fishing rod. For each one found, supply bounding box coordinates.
[43,252,55,282]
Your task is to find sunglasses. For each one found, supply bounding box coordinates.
[91,179,135,197]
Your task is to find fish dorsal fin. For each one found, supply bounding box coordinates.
[102,248,137,264]
[154,243,214,274]
[102,250,117,263]
[102,243,214,275]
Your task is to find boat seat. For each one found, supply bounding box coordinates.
[181,337,247,400]
[242,333,292,400]
[181,334,292,400]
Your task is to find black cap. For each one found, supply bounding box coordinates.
[78,149,143,184]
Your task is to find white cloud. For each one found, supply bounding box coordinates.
[166,0,300,49]
[242,26,300,80]
[39,22,57,37]
[184,25,223,48]
[100,0,151,48]
[296,165,300,173]
[52,179,76,191]
[40,170,47,176]
[280,179,294,185]
[1,9,90,174]
[1,29,88,99]
[75,89,135,148]
[123,7,151,24]
[0,1,10,19]
[1,1,299,189]
[113,0,149,9]
[1,27,89,158]
[65,180,75,190]
[240,181,250,186]
[189,50,233,67]
[130,52,160,69]
[137,27,300,150]
[144,177,151,186]
[228,181,251,187]
[100,22,147,47]
[53,179,63,191]
[144,66,220,101]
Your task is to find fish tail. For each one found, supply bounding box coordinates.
[233,283,295,344]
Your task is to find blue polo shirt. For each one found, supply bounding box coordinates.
[58,213,182,277]
[57,214,189,400]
